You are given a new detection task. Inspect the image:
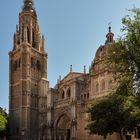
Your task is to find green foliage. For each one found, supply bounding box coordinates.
[88,83,140,138]
[122,9,140,78]
[105,8,140,94]
[0,108,8,138]
[88,8,140,139]
[0,114,7,132]
[87,83,126,138]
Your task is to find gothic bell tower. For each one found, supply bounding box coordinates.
[9,0,49,139]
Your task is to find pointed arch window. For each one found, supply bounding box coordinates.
[32,29,35,48]
[61,90,65,99]
[84,94,86,99]
[37,60,41,71]
[66,88,71,98]
[81,94,83,100]
[18,58,21,68]
[27,27,30,43]
[31,57,34,68]
[22,25,24,42]
[87,93,89,99]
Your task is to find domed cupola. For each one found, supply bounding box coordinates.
[105,26,114,44]
[90,27,115,76]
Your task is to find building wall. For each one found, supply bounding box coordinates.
[9,1,128,140]
[47,28,118,140]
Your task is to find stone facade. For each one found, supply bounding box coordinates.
[9,1,125,140]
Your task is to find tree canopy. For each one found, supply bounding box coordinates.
[88,8,140,140]
[88,82,140,139]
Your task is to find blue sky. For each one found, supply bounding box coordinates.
[0,0,140,110]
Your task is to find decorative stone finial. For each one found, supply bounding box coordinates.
[16,25,18,32]
[57,75,61,84]
[59,75,61,80]
[42,35,45,51]
[70,65,73,73]
[84,65,86,74]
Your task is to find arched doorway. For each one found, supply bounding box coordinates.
[56,114,71,140]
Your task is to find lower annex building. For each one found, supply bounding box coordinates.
[9,0,124,140]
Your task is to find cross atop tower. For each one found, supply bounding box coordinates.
[108,26,111,33]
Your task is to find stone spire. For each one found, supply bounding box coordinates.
[41,35,45,51]
[70,65,73,73]
[84,65,86,74]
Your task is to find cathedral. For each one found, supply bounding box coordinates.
[9,0,119,140]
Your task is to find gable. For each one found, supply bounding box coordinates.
[61,72,83,83]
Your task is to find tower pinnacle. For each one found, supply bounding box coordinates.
[24,0,33,5]
[105,26,114,44]
[22,0,35,12]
